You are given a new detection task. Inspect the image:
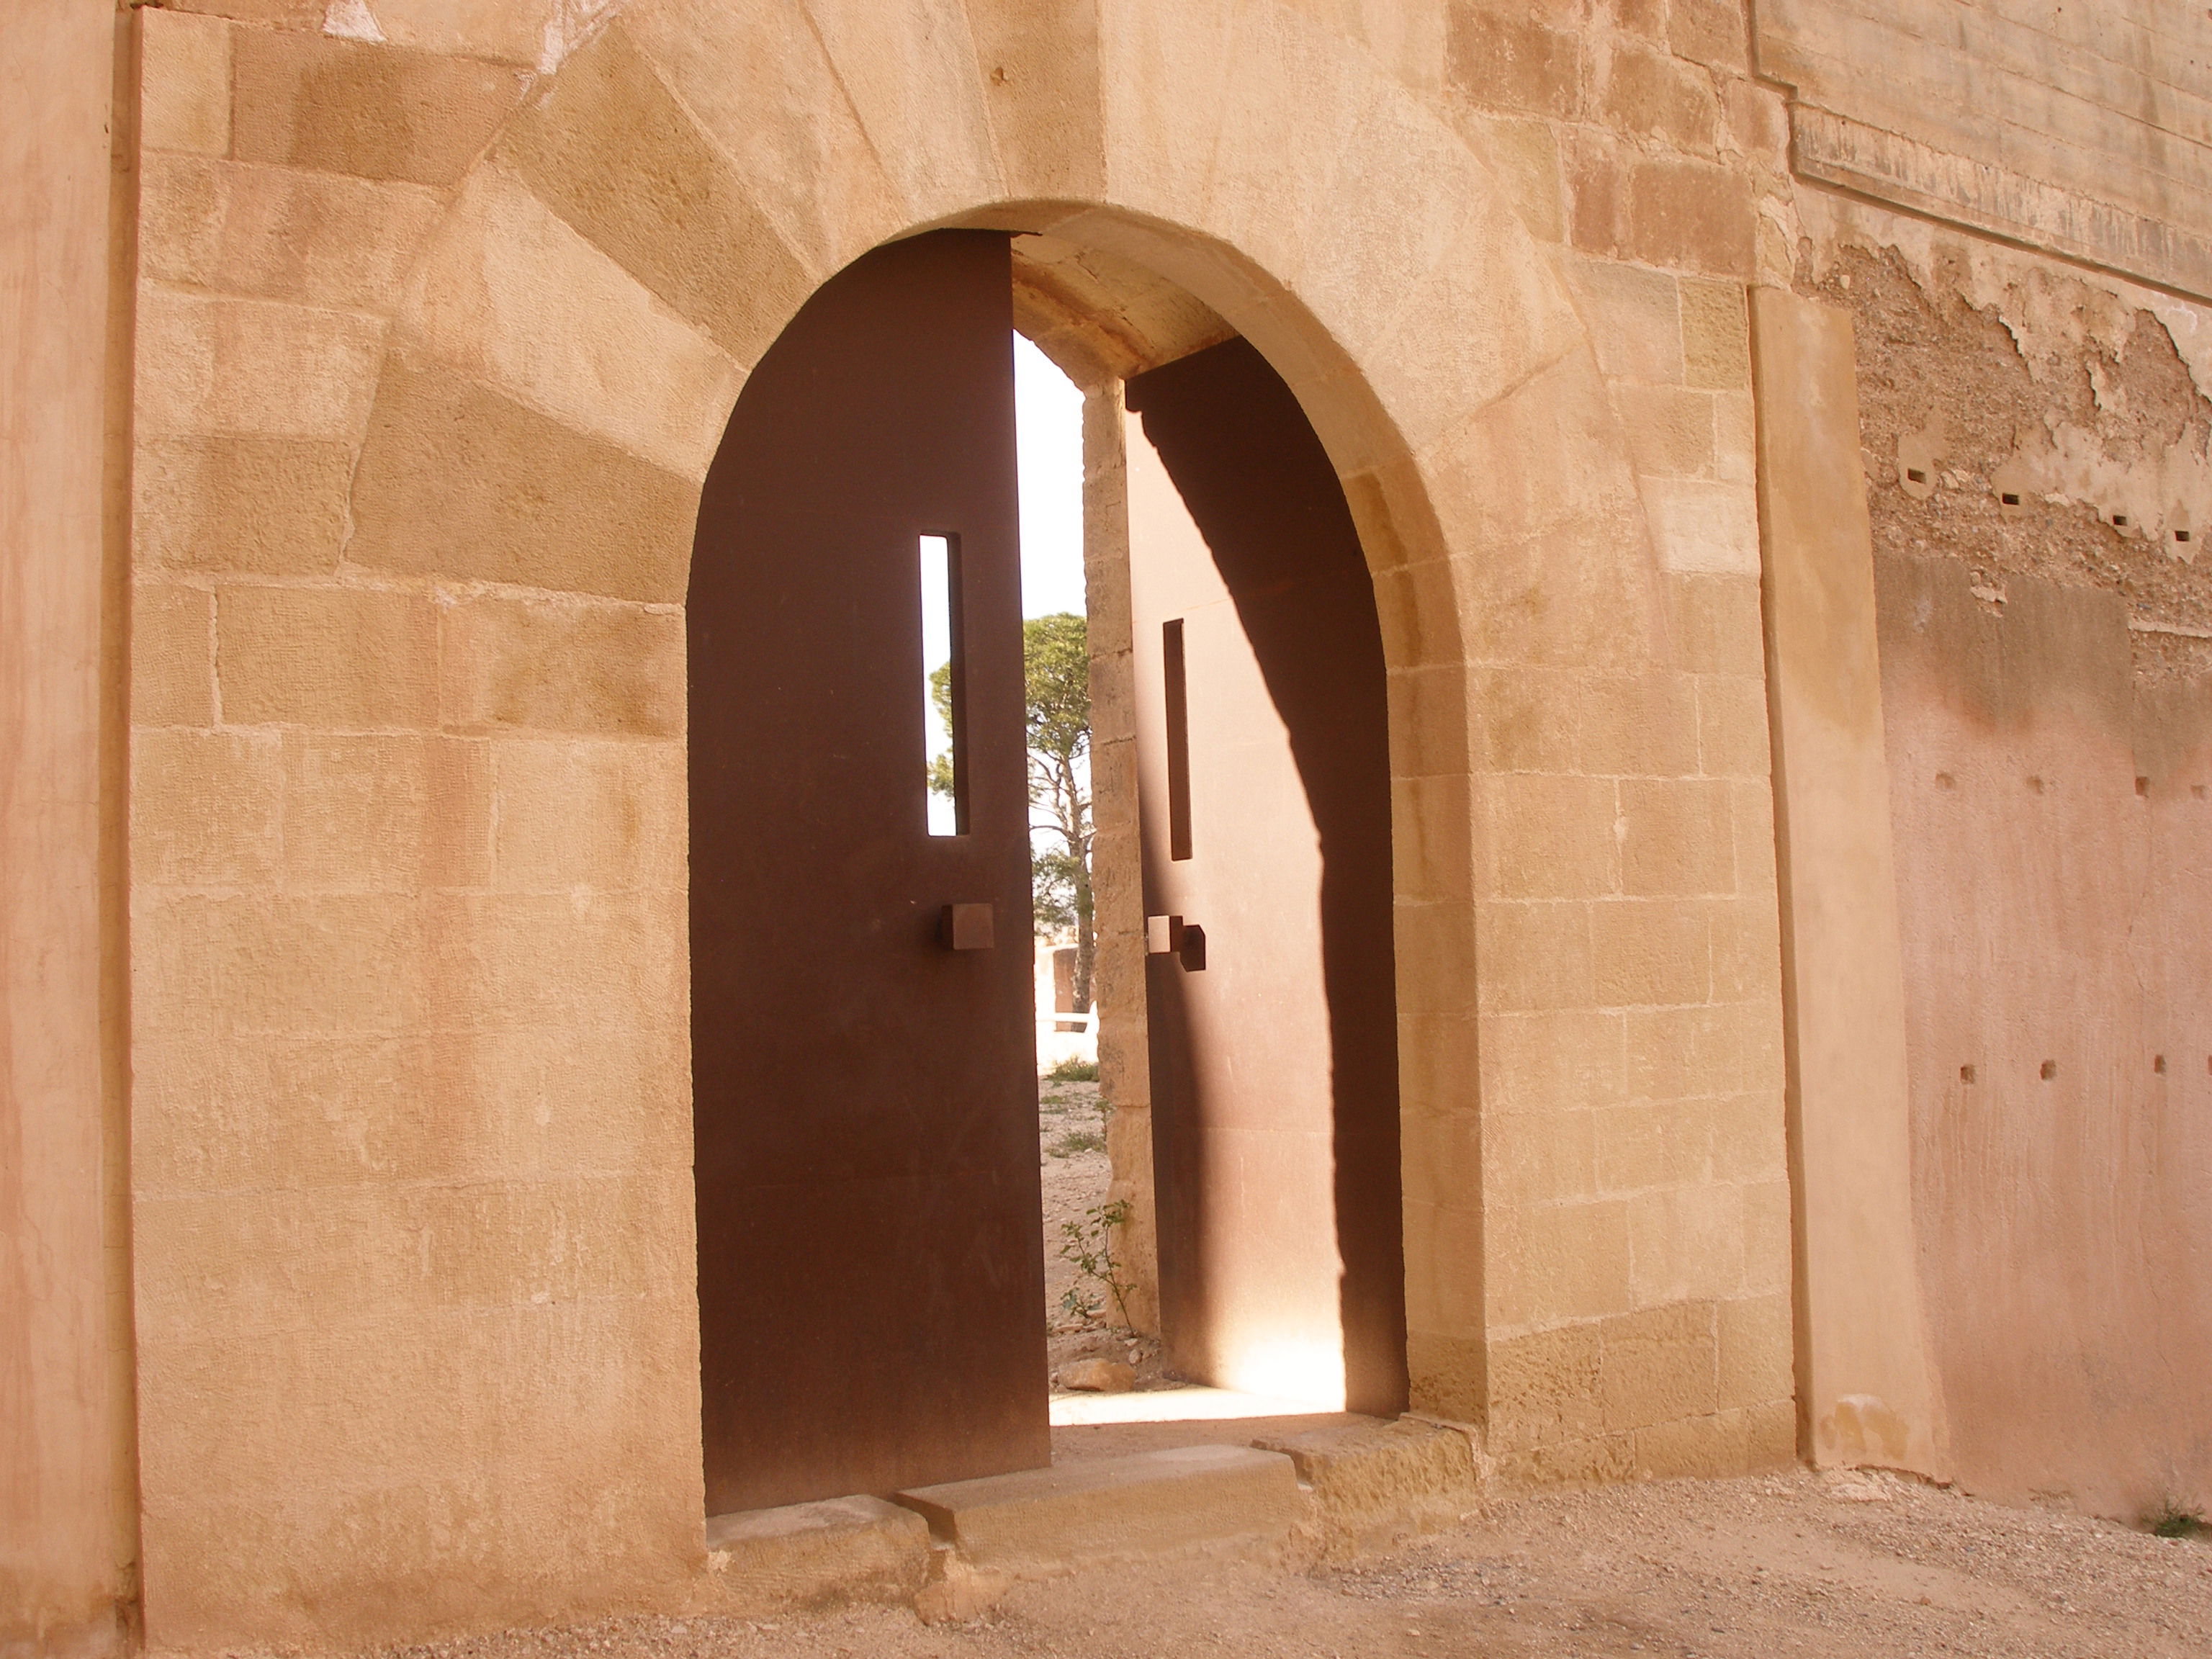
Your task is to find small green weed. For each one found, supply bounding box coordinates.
[2146,1501,2210,1540]
[1049,1130,1105,1157]
[1047,1057,1100,1082]
[1056,1198,1136,1329]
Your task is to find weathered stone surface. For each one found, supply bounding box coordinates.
[229,29,528,186]
[135,435,353,576]
[702,1496,931,1611]
[1252,1416,1482,1553]
[495,24,814,365]
[393,165,742,480]
[139,153,444,311]
[894,1445,1300,1573]
[347,357,698,603]
[1058,1357,1136,1393]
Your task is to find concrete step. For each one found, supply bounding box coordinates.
[893,1443,1302,1574]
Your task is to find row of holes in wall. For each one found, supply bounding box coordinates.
[1901,466,2195,543]
[1960,1057,2206,1083]
[1933,772,2211,798]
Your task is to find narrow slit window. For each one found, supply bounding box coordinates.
[1164,617,1192,861]
[920,533,966,836]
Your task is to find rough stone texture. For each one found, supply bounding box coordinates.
[2,0,2182,1651]
[1805,239,2212,680]
[1759,0,2212,300]
[700,1497,930,1611]
[1252,1416,1483,1555]
[893,1445,1302,1573]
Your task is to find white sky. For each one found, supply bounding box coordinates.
[1015,333,1086,619]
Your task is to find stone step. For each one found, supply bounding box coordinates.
[702,1494,930,1610]
[893,1443,1303,1574]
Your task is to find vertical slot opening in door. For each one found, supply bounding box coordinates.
[1164,616,1192,860]
[921,532,966,835]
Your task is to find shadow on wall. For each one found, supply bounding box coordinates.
[1127,338,1408,1419]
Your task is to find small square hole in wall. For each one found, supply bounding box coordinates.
[1936,771,1956,789]
[2180,530,2195,544]
[2113,514,2131,527]
[2156,1054,2168,1074]
[2000,493,2022,506]
[2041,1059,2058,1080]
[2028,775,2046,793]
[1907,468,1928,485]
[2138,775,2151,796]
[1960,1064,1977,1084]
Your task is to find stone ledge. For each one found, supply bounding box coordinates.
[894,1444,1300,1574]
[1254,1415,1488,1557]
[702,1495,930,1611]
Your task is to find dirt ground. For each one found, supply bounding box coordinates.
[1036,1076,1166,1385]
[361,1468,2206,1659]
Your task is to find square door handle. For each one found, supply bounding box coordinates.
[941,903,995,950]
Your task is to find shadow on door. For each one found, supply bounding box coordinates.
[1127,338,1409,1419]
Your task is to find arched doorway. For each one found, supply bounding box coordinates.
[688,232,1404,1513]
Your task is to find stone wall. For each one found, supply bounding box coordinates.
[1760,0,2212,300]
[6,0,2202,1647]
[1797,199,2212,1516]
[105,1,1797,1642]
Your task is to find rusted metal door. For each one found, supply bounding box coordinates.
[689,231,1046,1515]
[1126,338,1408,1418]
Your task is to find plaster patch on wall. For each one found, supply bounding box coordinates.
[1804,221,2212,680]
[323,0,386,45]
[1796,189,2212,401]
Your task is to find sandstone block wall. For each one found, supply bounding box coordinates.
[1760,0,2212,300]
[2,0,2203,1649]
[102,4,1799,1642]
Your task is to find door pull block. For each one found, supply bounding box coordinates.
[941,902,996,950]
[1145,914,1205,971]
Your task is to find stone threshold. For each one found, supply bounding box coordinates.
[699,1413,1489,1624]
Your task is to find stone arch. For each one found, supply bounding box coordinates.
[336,0,1666,1394]
[350,0,1669,1394]
[127,1,1687,1641]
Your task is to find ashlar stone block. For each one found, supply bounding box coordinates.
[140,8,233,158]
[395,165,743,482]
[133,581,216,728]
[229,28,529,187]
[622,0,904,280]
[347,358,699,604]
[1599,1300,1719,1432]
[135,435,353,576]
[131,729,282,888]
[135,288,385,444]
[496,23,815,367]
[217,583,438,730]
[438,595,684,737]
[139,153,444,313]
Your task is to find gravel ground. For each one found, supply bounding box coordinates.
[351,1468,2206,1659]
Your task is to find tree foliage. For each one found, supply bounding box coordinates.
[930,611,1094,1009]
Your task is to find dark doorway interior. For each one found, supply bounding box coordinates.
[1126,338,1409,1419]
[688,230,1047,1515]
